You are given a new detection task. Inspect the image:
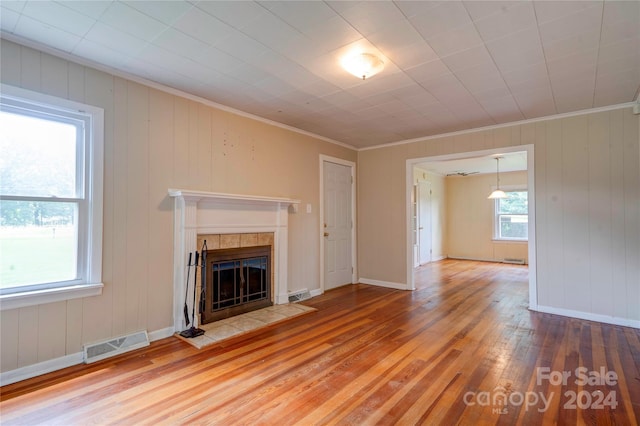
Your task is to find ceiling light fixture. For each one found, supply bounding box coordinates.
[342,52,385,80]
[488,157,507,199]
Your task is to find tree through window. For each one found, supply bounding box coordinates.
[1,86,103,301]
[495,191,528,240]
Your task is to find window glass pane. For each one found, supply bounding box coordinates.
[499,215,528,239]
[498,191,527,214]
[0,200,78,288]
[0,110,79,198]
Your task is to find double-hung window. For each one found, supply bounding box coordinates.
[0,85,103,309]
[494,190,528,241]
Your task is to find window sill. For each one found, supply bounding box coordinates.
[0,283,103,311]
[492,239,528,243]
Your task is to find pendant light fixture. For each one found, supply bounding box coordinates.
[488,157,507,199]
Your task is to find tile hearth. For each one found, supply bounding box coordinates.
[176,303,316,349]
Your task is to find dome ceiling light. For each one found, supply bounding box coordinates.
[341,52,385,80]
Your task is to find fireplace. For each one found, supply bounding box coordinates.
[202,245,272,324]
[169,189,300,332]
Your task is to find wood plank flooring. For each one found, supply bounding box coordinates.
[1,259,639,425]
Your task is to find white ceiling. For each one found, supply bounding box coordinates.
[1,1,638,149]
[416,151,527,176]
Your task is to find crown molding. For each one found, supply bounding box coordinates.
[0,33,357,152]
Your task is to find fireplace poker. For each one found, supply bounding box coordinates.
[182,252,192,327]
[199,240,207,315]
[180,251,205,338]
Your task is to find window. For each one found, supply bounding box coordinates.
[0,85,103,309]
[494,190,528,241]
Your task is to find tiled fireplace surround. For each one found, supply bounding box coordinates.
[169,189,300,333]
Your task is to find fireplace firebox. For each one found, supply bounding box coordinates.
[201,245,272,324]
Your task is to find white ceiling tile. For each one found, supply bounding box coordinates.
[547,50,597,82]
[197,46,246,73]
[508,79,553,97]
[426,22,484,56]
[594,76,639,106]
[1,1,27,13]
[73,38,130,67]
[366,20,427,52]
[600,2,640,46]
[195,0,265,30]
[440,45,493,72]
[0,6,20,32]
[263,0,336,30]
[454,62,506,93]
[123,1,192,25]
[598,37,640,64]
[335,1,407,36]
[464,1,516,21]
[512,88,557,118]
[172,6,234,46]
[56,1,112,20]
[473,2,536,42]
[99,2,167,41]
[84,22,148,57]
[14,14,81,52]
[533,1,601,25]
[477,95,524,123]
[212,31,269,64]
[596,55,640,79]
[542,30,601,62]
[238,10,301,50]
[537,3,603,46]
[408,2,473,40]
[419,73,471,102]
[22,1,96,36]
[298,15,361,53]
[152,27,210,61]
[5,0,638,148]
[397,90,440,109]
[472,85,513,102]
[602,0,639,26]
[486,27,545,74]
[380,40,440,70]
[394,1,443,19]
[405,60,452,83]
[501,62,549,87]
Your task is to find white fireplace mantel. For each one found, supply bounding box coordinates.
[169,189,300,333]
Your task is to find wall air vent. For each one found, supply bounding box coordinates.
[288,289,311,303]
[83,331,149,364]
[503,258,526,265]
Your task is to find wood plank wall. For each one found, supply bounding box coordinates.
[0,39,356,374]
[358,107,640,325]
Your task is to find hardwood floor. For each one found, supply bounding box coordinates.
[1,259,639,425]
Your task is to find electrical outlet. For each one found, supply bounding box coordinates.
[306,203,312,213]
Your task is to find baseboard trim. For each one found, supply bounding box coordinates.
[1,325,176,386]
[447,256,500,263]
[148,326,175,342]
[0,352,83,387]
[534,305,640,329]
[309,288,323,298]
[358,278,408,290]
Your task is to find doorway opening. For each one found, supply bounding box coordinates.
[406,145,537,310]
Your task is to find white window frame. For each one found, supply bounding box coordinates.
[0,84,104,310]
[493,186,528,242]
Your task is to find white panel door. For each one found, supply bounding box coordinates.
[418,180,432,265]
[323,161,353,290]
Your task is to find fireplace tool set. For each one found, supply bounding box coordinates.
[180,241,207,338]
